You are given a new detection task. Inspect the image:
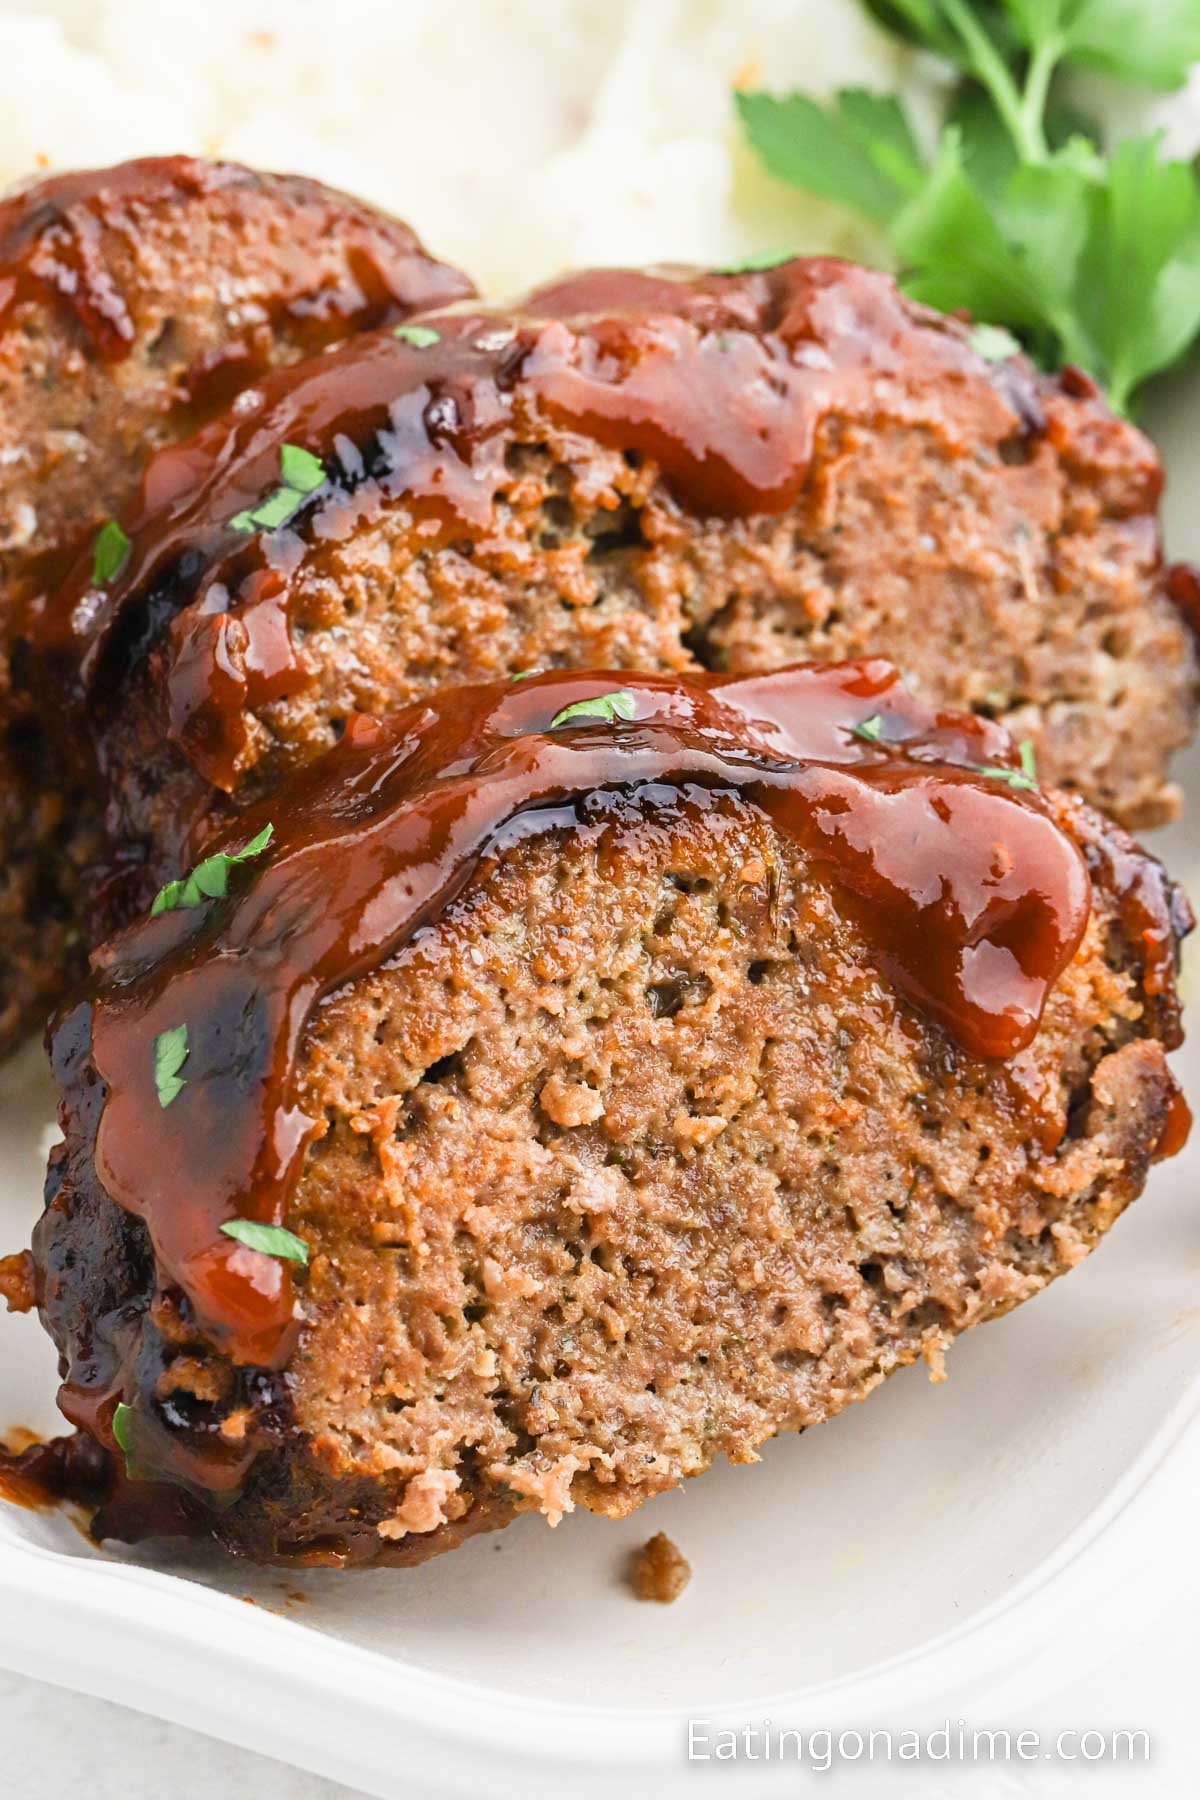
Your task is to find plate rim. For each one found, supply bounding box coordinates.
[2,1359,1197,1798]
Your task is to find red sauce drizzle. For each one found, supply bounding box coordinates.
[30,257,1036,790]
[0,1430,108,1514]
[0,155,473,360]
[75,660,1091,1386]
[1165,561,1200,640]
[1155,1084,1193,1162]
[0,155,474,703]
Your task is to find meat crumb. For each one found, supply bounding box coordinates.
[539,1075,605,1127]
[0,1250,35,1314]
[632,1531,691,1603]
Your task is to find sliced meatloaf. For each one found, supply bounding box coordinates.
[0,154,472,1055]
[43,257,1195,967]
[16,662,1190,1564]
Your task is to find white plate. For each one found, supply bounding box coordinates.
[1,374,1197,1800]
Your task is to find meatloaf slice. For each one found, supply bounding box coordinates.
[19,662,1190,1565]
[0,155,472,1056]
[0,155,472,594]
[49,258,1196,961]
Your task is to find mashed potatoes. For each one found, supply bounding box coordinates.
[0,0,927,293]
[1,0,1193,295]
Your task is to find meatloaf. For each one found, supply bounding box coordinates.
[14,661,1190,1564]
[38,257,1195,967]
[0,155,472,1056]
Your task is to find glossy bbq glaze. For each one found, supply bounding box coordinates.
[0,155,472,364]
[0,155,474,632]
[0,154,475,1060]
[20,658,1104,1510]
[29,257,1052,786]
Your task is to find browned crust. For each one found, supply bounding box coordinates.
[0,155,472,1057]
[81,260,1197,964]
[31,778,1188,1566]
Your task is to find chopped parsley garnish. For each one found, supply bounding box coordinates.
[231,444,327,534]
[979,763,1036,791]
[111,1401,152,1481]
[715,248,794,274]
[549,689,638,729]
[110,1401,139,1478]
[111,1402,134,1458]
[979,737,1038,789]
[153,1024,189,1109]
[969,322,1021,363]
[393,323,442,348]
[852,713,884,742]
[736,1,1200,412]
[510,668,541,682]
[279,444,325,492]
[220,1219,309,1265]
[92,520,131,586]
[151,824,273,916]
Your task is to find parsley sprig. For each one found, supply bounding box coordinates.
[92,519,131,586]
[220,1219,309,1265]
[549,689,638,729]
[153,1024,188,1109]
[231,444,327,534]
[979,737,1039,788]
[151,824,273,916]
[736,0,1200,412]
[111,1401,135,1461]
[110,1401,144,1479]
[715,249,796,273]
[393,323,442,347]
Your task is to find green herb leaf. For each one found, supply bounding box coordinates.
[995,145,1098,339]
[861,0,966,61]
[1019,737,1038,781]
[892,130,1103,372]
[92,520,131,586]
[947,82,1019,198]
[230,445,327,534]
[220,1219,310,1265]
[111,1401,134,1458]
[279,443,326,494]
[393,323,442,347]
[1056,0,1200,90]
[1074,133,1200,414]
[153,1024,189,1109]
[736,2,1200,411]
[510,668,541,682]
[250,485,305,530]
[549,689,638,729]
[151,824,273,915]
[714,247,796,273]
[109,1400,144,1481]
[969,322,1022,361]
[978,763,1037,790]
[852,713,885,741]
[892,128,1057,336]
[110,1400,154,1481]
[1002,0,1068,44]
[734,87,924,224]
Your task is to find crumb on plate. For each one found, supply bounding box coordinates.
[633,1531,692,1603]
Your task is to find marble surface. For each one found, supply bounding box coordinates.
[0,1671,368,1800]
